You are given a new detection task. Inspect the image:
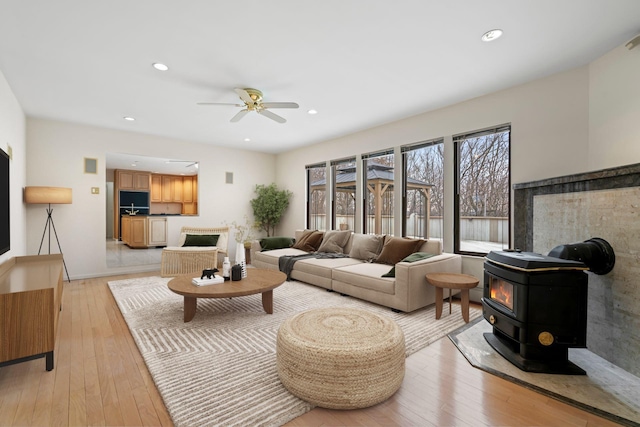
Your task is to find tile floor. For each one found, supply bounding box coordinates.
[106,239,163,268]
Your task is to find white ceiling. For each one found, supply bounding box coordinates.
[1,0,640,158]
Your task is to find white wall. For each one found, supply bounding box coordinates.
[275,65,591,278]
[0,70,27,264]
[275,43,640,287]
[26,118,276,279]
[589,44,640,169]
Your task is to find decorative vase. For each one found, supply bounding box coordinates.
[236,242,247,278]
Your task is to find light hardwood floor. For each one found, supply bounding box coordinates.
[0,273,622,426]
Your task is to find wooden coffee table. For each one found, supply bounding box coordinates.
[168,268,286,322]
[425,273,479,323]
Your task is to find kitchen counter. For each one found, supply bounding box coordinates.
[121,216,168,248]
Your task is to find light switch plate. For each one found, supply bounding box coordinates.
[91,187,100,194]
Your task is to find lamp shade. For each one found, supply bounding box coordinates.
[24,186,72,204]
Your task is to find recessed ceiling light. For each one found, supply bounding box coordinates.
[481,29,503,42]
[244,138,251,142]
[152,62,169,71]
[307,109,318,115]
[123,116,135,121]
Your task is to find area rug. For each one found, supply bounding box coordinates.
[449,319,640,427]
[108,276,481,427]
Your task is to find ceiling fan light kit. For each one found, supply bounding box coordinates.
[198,87,299,123]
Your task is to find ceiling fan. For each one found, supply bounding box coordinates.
[198,88,299,123]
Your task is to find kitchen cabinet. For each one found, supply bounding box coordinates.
[121,216,130,244]
[183,176,193,203]
[150,174,162,203]
[130,217,147,247]
[148,217,168,246]
[161,176,173,202]
[149,173,198,214]
[172,177,183,202]
[181,175,198,214]
[117,170,150,191]
[121,216,166,248]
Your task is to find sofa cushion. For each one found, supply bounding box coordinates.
[332,263,396,295]
[294,256,363,279]
[182,234,219,247]
[349,234,384,262]
[374,237,424,265]
[382,252,437,277]
[292,230,324,252]
[260,236,295,251]
[317,230,351,254]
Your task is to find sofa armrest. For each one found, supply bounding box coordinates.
[250,240,262,264]
[393,253,463,312]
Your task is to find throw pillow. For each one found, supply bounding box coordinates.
[182,234,219,247]
[291,229,314,250]
[260,236,295,251]
[292,230,324,252]
[317,230,352,254]
[349,234,384,262]
[374,237,424,265]
[382,252,437,277]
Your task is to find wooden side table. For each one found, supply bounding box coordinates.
[425,273,479,323]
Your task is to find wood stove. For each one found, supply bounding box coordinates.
[482,238,615,375]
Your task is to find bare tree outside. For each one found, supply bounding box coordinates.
[456,129,510,253]
[404,141,444,240]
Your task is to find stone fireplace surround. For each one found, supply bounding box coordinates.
[513,163,640,378]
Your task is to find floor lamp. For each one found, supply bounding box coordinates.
[24,186,72,282]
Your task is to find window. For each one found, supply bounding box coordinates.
[362,150,394,235]
[306,163,327,231]
[454,125,510,255]
[331,158,356,231]
[402,139,444,241]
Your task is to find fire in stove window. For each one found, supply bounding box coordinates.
[490,277,514,311]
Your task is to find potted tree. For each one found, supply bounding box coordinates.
[250,183,293,237]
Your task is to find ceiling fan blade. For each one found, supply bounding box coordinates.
[261,102,299,109]
[258,109,286,123]
[234,88,254,105]
[230,109,249,122]
[197,102,243,107]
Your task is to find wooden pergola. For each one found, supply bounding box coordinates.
[310,163,432,235]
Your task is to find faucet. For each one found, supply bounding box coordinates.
[125,202,139,216]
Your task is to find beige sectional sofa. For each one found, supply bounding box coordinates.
[250,230,462,312]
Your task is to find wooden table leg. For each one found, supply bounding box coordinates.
[435,286,443,319]
[183,296,197,322]
[461,289,470,323]
[262,290,273,314]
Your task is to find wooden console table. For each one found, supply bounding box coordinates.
[0,254,64,371]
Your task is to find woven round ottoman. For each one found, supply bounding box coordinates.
[276,307,405,409]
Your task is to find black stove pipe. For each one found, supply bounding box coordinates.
[547,237,615,275]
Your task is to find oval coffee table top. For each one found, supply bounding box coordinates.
[425,272,479,289]
[168,268,286,298]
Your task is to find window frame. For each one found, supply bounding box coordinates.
[453,124,511,256]
[305,162,327,231]
[330,157,357,231]
[401,138,444,240]
[362,149,394,235]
